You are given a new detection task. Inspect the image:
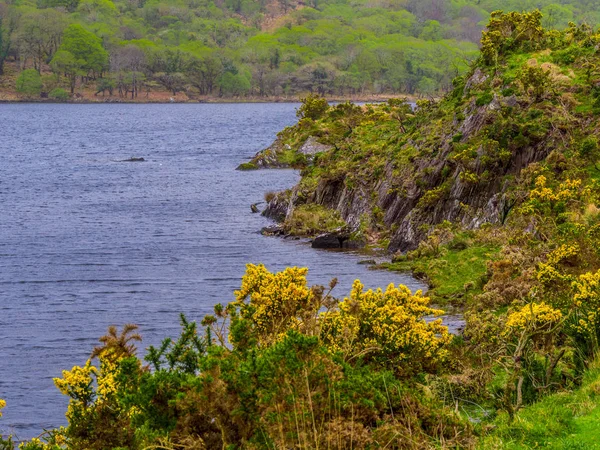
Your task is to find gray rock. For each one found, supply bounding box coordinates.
[261,225,285,236]
[358,259,376,265]
[298,136,333,156]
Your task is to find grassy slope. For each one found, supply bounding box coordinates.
[382,244,498,305]
[481,360,600,449]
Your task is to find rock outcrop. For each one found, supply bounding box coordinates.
[262,66,560,252]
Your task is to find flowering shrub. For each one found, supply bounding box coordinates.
[14,265,468,449]
[571,270,600,353]
[232,264,319,345]
[320,281,451,375]
[503,302,563,337]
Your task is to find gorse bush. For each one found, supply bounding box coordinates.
[10,265,469,449]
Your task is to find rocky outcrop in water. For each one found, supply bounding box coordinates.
[262,67,560,252]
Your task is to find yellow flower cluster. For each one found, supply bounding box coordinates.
[234,264,316,343]
[53,359,97,404]
[536,263,566,285]
[536,244,579,285]
[504,302,562,336]
[0,398,5,418]
[96,356,119,399]
[19,437,43,450]
[572,270,600,306]
[530,176,583,203]
[320,280,451,370]
[547,244,579,265]
[571,270,600,334]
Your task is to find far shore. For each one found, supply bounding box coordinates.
[0,92,427,104]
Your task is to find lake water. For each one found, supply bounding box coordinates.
[0,103,425,439]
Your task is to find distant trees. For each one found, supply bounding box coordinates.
[0,0,598,98]
[50,24,108,92]
[14,9,67,72]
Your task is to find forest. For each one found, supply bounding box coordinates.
[1,0,600,100]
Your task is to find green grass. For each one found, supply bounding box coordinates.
[480,360,600,449]
[283,204,346,236]
[381,244,498,304]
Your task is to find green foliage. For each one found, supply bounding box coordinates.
[482,359,600,448]
[476,91,494,106]
[296,93,329,120]
[283,203,345,235]
[58,24,108,75]
[386,236,497,305]
[15,69,42,97]
[18,265,471,449]
[49,87,69,100]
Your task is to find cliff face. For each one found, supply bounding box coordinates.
[261,25,598,251]
[281,99,549,251]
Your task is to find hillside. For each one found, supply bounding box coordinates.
[2,0,600,100]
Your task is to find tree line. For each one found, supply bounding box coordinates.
[1,0,600,99]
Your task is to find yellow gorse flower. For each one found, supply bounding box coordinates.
[320,280,451,370]
[53,359,97,404]
[504,302,562,336]
[234,264,316,344]
[0,398,6,418]
[530,176,583,203]
[571,270,600,334]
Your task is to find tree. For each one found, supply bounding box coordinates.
[50,50,81,93]
[296,93,329,120]
[218,71,251,97]
[13,9,67,72]
[57,24,108,78]
[15,69,42,97]
[185,53,223,95]
[0,4,19,75]
[110,45,146,98]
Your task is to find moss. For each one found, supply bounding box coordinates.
[237,162,258,170]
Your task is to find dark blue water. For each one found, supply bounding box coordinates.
[0,103,424,439]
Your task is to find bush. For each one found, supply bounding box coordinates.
[283,204,345,235]
[475,91,494,106]
[16,69,42,97]
[49,88,69,101]
[296,93,329,120]
[21,265,467,450]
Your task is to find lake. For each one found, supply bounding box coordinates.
[0,103,424,439]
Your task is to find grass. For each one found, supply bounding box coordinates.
[479,359,600,449]
[381,243,498,305]
[283,204,346,236]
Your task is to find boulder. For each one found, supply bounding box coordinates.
[261,225,285,236]
[311,232,366,249]
[311,233,345,249]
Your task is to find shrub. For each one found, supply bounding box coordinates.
[49,88,69,101]
[16,69,42,97]
[283,204,345,235]
[296,93,329,120]
[476,91,494,106]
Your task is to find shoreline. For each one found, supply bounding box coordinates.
[0,93,426,105]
